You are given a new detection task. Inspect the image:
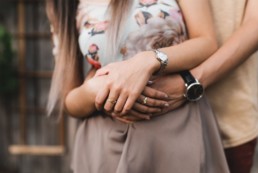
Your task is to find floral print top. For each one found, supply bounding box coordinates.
[76,0,187,71]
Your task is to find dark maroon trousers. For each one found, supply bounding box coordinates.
[224,138,257,173]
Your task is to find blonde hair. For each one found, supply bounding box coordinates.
[46,0,132,117]
[107,0,133,56]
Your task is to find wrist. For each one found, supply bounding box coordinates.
[135,51,161,75]
[179,70,204,101]
[191,66,207,89]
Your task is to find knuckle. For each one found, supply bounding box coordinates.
[148,108,154,113]
[153,91,159,98]
[125,107,131,112]
[95,99,102,106]
[158,101,164,107]
[104,105,111,112]
[142,107,148,113]
[146,108,151,113]
[113,84,122,92]
[122,89,129,96]
[148,91,155,97]
[106,108,113,112]
[150,99,156,105]
[144,88,151,95]
[114,107,122,113]
[124,107,131,114]
[131,91,138,98]
[106,81,113,88]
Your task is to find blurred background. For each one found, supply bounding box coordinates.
[0,0,77,173]
[0,0,257,173]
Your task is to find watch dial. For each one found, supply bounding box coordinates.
[187,84,204,101]
[160,54,166,61]
[158,52,168,63]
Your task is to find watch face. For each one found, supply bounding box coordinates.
[186,83,204,101]
[157,51,168,64]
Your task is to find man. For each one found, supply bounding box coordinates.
[156,0,258,172]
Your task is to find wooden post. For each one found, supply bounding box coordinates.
[18,0,27,144]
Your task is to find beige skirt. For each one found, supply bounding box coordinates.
[71,96,229,173]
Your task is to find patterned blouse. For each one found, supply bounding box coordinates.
[76,0,187,71]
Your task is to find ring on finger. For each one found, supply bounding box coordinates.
[107,98,117,105]
[143,97,148,105]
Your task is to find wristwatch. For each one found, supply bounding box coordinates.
[153,49,168,74]
[180,70,204,101]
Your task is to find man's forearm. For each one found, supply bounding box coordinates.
[192,17,258,88]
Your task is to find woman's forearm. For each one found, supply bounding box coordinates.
[164,0,218,73]
[138,0,218,75]
[161,36,217,73]
[133,34,218,78]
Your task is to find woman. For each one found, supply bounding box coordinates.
[47,0,229,172]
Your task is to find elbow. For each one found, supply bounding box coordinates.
[64,84,95,118]
[65,89,85,118]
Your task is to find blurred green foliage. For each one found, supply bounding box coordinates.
[0,26,17,96]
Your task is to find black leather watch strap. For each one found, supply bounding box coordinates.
[179,70,196,85]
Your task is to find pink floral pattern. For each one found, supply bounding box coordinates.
[83,19,108,68]
[122,0,187,59]
[77,0,187,69]
[86,44,101,69]
[139,0,158,7]
[85,20,109,36]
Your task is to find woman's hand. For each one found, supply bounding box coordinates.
[81,75,155,122]
[94,51,160,115]
[108,86,170,123]
[108,77,186,124]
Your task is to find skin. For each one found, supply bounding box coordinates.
[65,0,218,122]
[132,0,258,122]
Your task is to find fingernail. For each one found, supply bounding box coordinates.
[145,116,151,120]
[112,113,119,117]
[148,80,154,85]
[164,103,169,107]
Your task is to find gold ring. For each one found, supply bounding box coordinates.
[107,99,117,104]
[143,97,148,104]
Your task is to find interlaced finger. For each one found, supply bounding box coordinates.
[137,95,169,108]
[133,102,162,114]
[142,86,168,100]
